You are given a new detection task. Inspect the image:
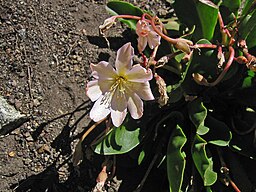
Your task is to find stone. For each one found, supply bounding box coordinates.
[0,95,28,135]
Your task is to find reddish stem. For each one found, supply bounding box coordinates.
[208,46,235,86]
[151,16,178,45]
[191,44,217,49]
[230,180,241,192]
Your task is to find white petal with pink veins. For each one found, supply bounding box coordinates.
[132,82,155,101]
[111,88,128,112]
[86,80,102,102]
[126,65,153,82]
[90,61,116,80]
[115,43,134,75]
[127,92,143,119]
[137,36,147,53]
[90,95,110,122]
[111,109,127,127]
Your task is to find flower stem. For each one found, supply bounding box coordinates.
[151,16,178,45]
[208,46,235,86]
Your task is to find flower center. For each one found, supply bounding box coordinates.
[100,75,128,107]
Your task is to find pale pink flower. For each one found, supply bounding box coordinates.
[86,43,154,127]
[136,20,161,53]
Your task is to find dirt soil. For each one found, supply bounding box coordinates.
[0,0,171,191]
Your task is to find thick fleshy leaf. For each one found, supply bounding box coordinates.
[203,115,231,146]
[239,9,256,49]
[173,0,218,40]
[242,0,255,15]
[167,124,187,192]
[106,1,144,30]
[195,1,219,40]
[230,132,256,159]
[93,116,141,155]
[221,0,241,15]
[181,39,216,95]
[192,134,217,186]
[188,97,209,135]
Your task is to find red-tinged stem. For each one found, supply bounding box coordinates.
[191,44,218,49]
[208,46,235,86]
[151,16,178,45]
[218,11,236,46]
[114,15,141,20]
[230,180,241,192]
[114,15,151,23]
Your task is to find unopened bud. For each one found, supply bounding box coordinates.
[175,38,193,54]
[236,56,248,64]
[192,73,209,86]
[99,16,116,35]
[96,166,108,183]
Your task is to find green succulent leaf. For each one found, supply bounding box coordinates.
[167,124,187,192]
[93,118,141,155]
[173,0,218,40]
[106,1,144,30]
[239,9,256,49]
[221,0,241,15]
[192,134,218,186]
[241,0,255,15]
[230,133,256,159]
[188,97,209,135]
[203,115,232,146]
[181,39,216,95]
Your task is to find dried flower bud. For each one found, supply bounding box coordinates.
[99,16,116,35]
[93,166,108,192]
[192,73,209,86]
[238,39,247,49]
[155,74,169,106]
[96,166,108,183]
[156,56,169,67]
[236,56,248,64]
[175,38,193,54]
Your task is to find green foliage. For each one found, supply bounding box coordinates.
[167,125,187,192]
[92,1,256,191]
[93,117,141,155]
[188,98,209,135]
[173,0,218,40]
[106,1,144,30]
[192,134,217,186]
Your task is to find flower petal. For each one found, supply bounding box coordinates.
[137,36,147,53]
[98,79,115,94]
[111,109,127,127]
[90,61,116,80]
[127,92,143,119]
[126,65,153,82]
[115,43,134,75]
[147,26,161,49]
[129,81,154,101]
[90,95,110,122]
[111,88,127,112]
[86,80,102,102]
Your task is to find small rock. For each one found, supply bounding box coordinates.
[8,151,16,157]
[0,95,28,135]
[37,144,51,154]
[33,99,40,107]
